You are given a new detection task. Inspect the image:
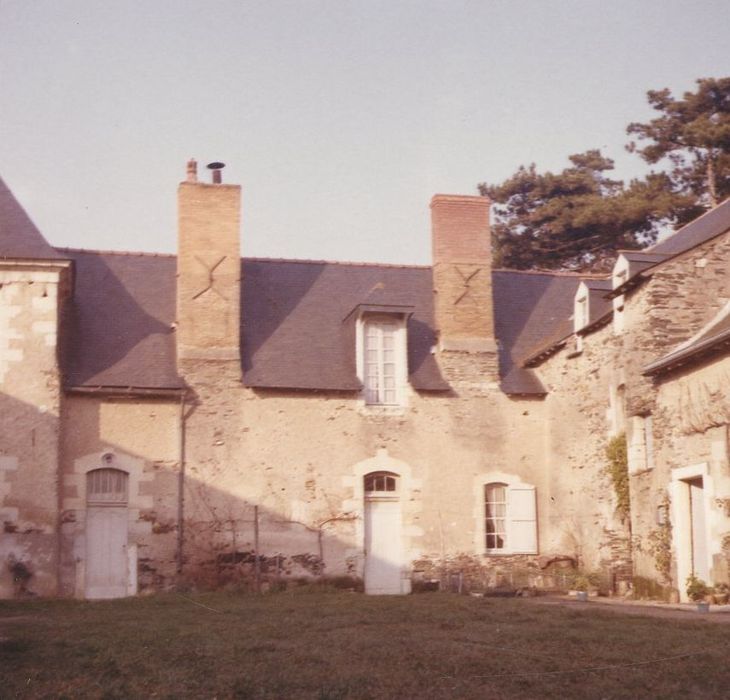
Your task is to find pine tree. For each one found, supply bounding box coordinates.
[627,77,730,209]
[479,151,679,271]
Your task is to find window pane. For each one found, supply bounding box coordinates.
[364,472,398,493]
[87,468,128,504]
[485,482,508,551]
[363,318,401,405]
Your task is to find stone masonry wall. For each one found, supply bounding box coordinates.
[536,324,632,583]
[632,356,730,597]
[59,396,181,596]
[0,264,67,598]
[58,355,566,595]
[535,228,730,598]
[623,231,730,418]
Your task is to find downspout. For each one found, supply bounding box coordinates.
[176,392,187,576]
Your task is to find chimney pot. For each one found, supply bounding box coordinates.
[186,159,198,183]
[207,162,225,184]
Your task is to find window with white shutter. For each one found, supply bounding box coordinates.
[507,484,537,554]
[482,478,537,555]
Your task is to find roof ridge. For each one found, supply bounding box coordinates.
[493,267,605,278]
[55,246,176,259]
[245,256,430,269]
[647,197,730,255]
[56,247,432,269]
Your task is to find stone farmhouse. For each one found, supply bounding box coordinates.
[1,160,729,601]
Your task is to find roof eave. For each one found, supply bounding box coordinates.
[523,337,570,368]
[66,384,187,398]
[576,310,613,337]
[643,329,730,377]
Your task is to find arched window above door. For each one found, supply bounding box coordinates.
[87,468,129,506]
[364,471,398,494]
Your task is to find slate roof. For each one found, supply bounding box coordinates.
[644,303,730,376]
[0,176,65,261]
[647,198,730,256]
[62,250,184,390]
[54,250,582,396]
[609,200,730,299]
[493,271,584,392]
[241,258,447,392]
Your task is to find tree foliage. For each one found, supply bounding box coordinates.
[627,77,730,210]
[479,151,680,270]
[482,77,729,271]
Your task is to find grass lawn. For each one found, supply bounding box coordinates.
[1,589,728,699]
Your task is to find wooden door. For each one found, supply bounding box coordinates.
[85,468,130,599]
[85,506,128,599]
[364,498,403,594]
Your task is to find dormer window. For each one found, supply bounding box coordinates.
[575,295,588,331]
[364,317,399,405]
[347,302,413,408]
[572,282,591,355]
[361,314,407,406]
[612,257,629,334]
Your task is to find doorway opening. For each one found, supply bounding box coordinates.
[363,471,404,594]
[85,467,130,599]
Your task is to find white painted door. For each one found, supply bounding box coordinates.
[688,478,709,582]
[364,499,403,594]
[85,507,128,599]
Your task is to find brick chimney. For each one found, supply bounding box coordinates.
[431,194,497,382]
[176,160,241,365]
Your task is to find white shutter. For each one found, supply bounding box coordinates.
[507,485,537,554]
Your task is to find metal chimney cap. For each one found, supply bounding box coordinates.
[206,162,225,170]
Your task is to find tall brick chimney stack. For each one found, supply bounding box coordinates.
[431,194,497,383]
[176,160,241,367]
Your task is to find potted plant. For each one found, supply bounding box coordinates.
[686,575,710,611]
[712,582,729,605]
[573,575,590,602]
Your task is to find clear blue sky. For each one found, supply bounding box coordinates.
[1,0,728,264]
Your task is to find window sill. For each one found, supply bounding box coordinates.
[629,466,653,477]
[358,403,407,417]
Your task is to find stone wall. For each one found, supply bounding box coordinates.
[534,227,730,598]
[0,263,68,597]
[55,353,565,595]
[536,323,632,581]
[59,395,181,597]
[633,355,730,598]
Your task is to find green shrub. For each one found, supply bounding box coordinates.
[686,574,709,602]
[605,434,630,520]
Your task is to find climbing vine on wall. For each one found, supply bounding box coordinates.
[647,495,673,585]
[605,433,630,521]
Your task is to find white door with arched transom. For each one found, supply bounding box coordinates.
[85,468,130,599]
[364,471,404,595]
